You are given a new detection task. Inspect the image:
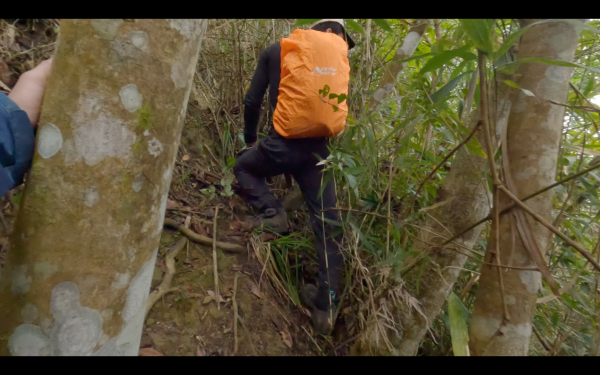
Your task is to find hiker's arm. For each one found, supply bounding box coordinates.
[0,59,52,196]
[242,48,270,146]
[0,93,35,196]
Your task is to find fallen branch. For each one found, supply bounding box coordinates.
[163,217,244,253]
[146,237,187,318]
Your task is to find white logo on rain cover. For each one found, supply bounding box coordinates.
[311,67,337,76]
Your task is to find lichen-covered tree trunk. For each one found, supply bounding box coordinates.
[354,70,514,356]
[469,19,582,356]
[0,19,206,356]
[368,20,429,110]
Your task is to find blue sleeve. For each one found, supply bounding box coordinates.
[0,93,35,197]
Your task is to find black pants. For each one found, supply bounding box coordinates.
[234,127,343,309]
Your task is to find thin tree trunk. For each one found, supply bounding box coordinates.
[368,20,429,111]
[354,63,516,355]
[0,19,206,356]
[469,19,583,356]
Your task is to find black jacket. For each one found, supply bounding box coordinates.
[242,42,281,145]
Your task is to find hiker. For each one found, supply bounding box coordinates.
[0,59,52,197]
[234,19,355,334]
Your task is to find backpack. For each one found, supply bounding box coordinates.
[273,29,350,139]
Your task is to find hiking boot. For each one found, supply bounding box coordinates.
[252,207,288,234]
[300,284,337,335]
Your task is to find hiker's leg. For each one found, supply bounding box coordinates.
[293,164,344,311]
[234,146,283,211]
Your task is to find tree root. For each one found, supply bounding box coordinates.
[146,237,187,318]
[163,217,245,253]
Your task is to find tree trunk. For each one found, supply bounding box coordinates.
[354,67,515,355]
[469,19,582,356]
[0,19,206,356]
[368,20,429,111]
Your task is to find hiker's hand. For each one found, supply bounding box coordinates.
[8,59,53,127]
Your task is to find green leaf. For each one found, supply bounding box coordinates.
[322,85,330,97]
[332,105,339,112]
[373,19,392,32]
[447,292,470,356]
[580,176,599,199]
[337,93,347,104]
[318,216,343,227]
[466,136,486,158]
[381,115,424,145]
[366,127,375,153]
[429,71,471,104]
[294,19,320,27]
[329,93,338,100]
[397,53,435,64]
[503,79,535,97]
[459,19,494,53]
[346,174,358,189]
[319,89,323,95]
[583,77,595,97]
[420,45,476,75]
[503,79,520,89]
[344,19,365,34]
[449,59,471,81]
[492,26,530,61]
[345,166,366,175]
[349,222,376,253]
[458,98,465,119]
[317,171,334,200]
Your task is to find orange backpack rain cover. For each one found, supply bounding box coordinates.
[273,29,350,139]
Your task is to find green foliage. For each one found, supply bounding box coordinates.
[344,19,365,34]
[373,19,392,33]
[458,19,494,53]
[447,292,470,356]
[195,18,600,356]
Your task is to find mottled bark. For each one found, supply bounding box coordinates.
[368,20,429,111]
[469,19,582,356]
[0,19,206,356]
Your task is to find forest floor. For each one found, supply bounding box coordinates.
[141,213,315,356]
[141,122,337,356]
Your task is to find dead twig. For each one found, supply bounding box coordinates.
[537,269,583,304]
[163,217,244,253]
[146,237,187,318]
[498,185,600,273]
[442,161,600,246]
[213,205,220,310]
[478,51,510,322]
[532,324,552,352]
[459,273,480,300]
[233,273,240,354]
